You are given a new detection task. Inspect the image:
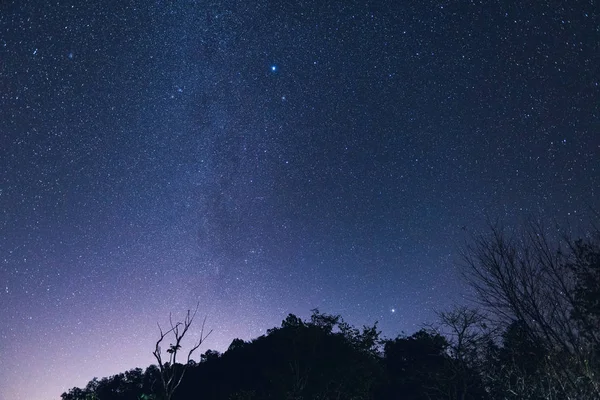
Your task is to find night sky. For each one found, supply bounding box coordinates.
[1,1,599,399]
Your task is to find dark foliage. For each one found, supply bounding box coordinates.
[62,310,484,400]
[62,222,600,400]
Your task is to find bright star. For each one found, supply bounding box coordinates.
[391,308,396,313]
[271,65,277,72]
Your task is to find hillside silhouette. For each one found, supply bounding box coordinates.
[61,222,600,400]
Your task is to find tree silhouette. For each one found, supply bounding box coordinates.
[152,303,212,400]
[383,329,451,399]
[433,307,489,400]
[461,220,600,398]
[60,218,600,400]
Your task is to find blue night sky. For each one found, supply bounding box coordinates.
[1,1,598,399]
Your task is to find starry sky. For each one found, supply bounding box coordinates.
[1,1,599,399]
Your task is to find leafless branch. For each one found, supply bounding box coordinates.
[151,303,212,400]
[460,220,600,398]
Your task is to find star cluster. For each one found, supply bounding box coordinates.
[0,1,598,399]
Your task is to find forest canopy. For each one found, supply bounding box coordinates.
[61,221,600,400]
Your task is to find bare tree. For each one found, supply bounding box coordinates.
[461,220,600,398]
[436,307,492,364]
[152,303,212,400]
[462,222,578,350]
[429,307,492,400]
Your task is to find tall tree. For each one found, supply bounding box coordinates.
[152,303,212,400]
[461,220,600,398]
